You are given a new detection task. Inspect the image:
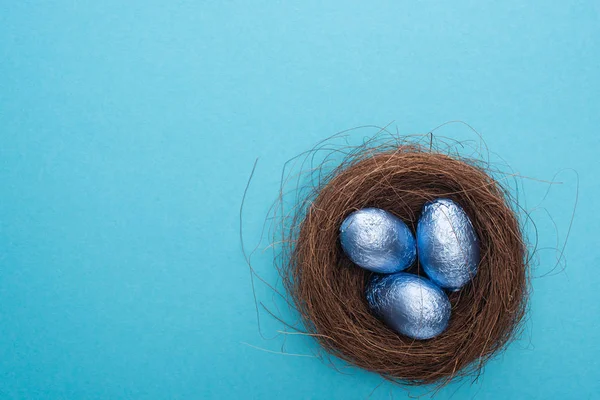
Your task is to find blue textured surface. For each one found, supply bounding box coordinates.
[417,198,480,290]
[1,1,599,399]
[340,208,416,274]
[367,273,451,339]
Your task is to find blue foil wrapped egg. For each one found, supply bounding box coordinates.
[366,273,451,339]
[417,198,480,290]
[340,208,416,274]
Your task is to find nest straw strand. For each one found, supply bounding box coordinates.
[279,144,528,386]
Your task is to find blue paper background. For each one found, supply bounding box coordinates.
[1,2,598,399]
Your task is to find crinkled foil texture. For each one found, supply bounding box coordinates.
[417,199,480,290]
[366,273,451,340]
[340,208,416,274]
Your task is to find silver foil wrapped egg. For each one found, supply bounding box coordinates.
[340,208,416,274]
[417,198,480,290]
[366,273,451,339]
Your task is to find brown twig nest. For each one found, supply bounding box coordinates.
[278,139,528,387]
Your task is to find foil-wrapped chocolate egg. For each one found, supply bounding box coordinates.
[417,198,480,290]
[366,273,451,339]
[340,208,416,274]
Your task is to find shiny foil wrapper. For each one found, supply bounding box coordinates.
[366,273,451,340]
[417,198,480,290]
[340,208,416,274]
